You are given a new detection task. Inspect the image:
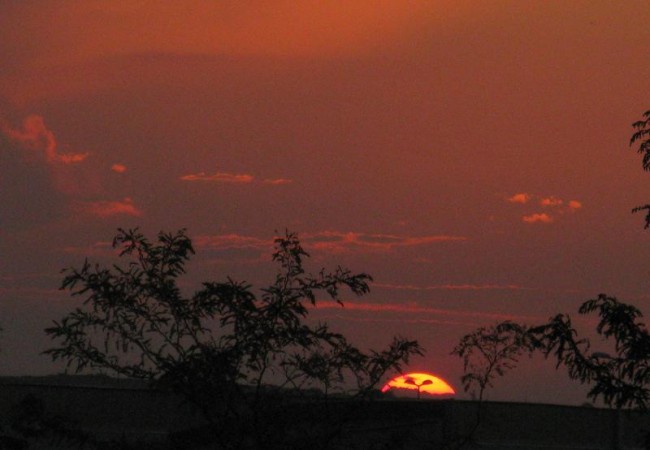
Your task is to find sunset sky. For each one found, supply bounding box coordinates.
[2,1,650,405]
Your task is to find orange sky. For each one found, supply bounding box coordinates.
[1,1,650,404]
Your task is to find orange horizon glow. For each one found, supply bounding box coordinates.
[381,372,456,396]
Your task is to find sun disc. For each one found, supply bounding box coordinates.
[381,372,455,396]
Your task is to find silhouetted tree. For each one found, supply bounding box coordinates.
[45,228,422,448]
[454,298,650,448]
[529,294,650,410]
[455,111,650,410]
[527,111,650,409]
[451,321,533,447]
[631,109,650,169]
[454,300,650,409]
[631,109,650,227]
[452,110,650,448]
[453,321,532,402]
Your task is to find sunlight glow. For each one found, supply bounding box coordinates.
[381,372,455,396]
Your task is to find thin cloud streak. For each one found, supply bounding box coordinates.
[522,213,553,224]
[180,172,292,185]
[262,178,293,185]
[194,234,271,251]
[375,282,525,291]
[62,241,114,256]
[180,172,254,183]
[314,314,481,327]
[314,314,487,328]
[313,300,544,323]
[192,230,465,255]
[0,286,66,300]
[305,231,467,253]
[73,197,142,218]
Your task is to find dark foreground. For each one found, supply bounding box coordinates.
[0,376,648,449]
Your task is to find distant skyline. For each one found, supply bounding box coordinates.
[1,1,650,405]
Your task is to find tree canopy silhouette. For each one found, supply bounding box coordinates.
[631,109,650,171]
[529,294,650,410]
[452,321,532,402]
[453,110,650,413]
[630,109,650,227]
[45,228,422,448]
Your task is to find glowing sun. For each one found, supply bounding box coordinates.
[381,372,456,398]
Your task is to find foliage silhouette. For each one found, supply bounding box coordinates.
[45,228,422,448]
[630,109,650,227]
[631,109,650,171]
[451,110,650,448]
[452,321,532,402]
[529,294,650,410]
[524,112,650,410]
[451,321,533,447]
[452,297,650,448]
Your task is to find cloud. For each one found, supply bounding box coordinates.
[194,234,271,251]
[192,230,466,255]
[1,115,88,164]
[540,196,563,207]
[262,178,292,185]
[180,172,292,185]
[313,301,543,324]
[0,286,66,301]
[522,213,553,224]
[74,197,142,217]
[0,114,144,228]
[305,231,467,253]
[568,200,582,210]
[62,241,115,256]
[374,283,524,291]
[508,193,583,223]
[0,116,68,229]
[0,113,93,196]
[508,193,531,204]
[180,172,254,183]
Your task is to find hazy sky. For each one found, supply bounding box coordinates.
[2,1,650,405]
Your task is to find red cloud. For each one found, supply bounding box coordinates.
[305,231,467,253]
[111,163,127,173]
[568,200,582,210]
[180,172,292,185]
[313,301,542,323]
[522,213,553,224]
[374,283,524,291]
[192,230,466,255]
[62,241,115,256]
[194,234,270,251]
[507,193,531,204]
[1,115,88,164]
[180,172,254,183]
[262,178,293,185]
[540,196,563,207]
[508,193,582,223]
[0,286,67,301]
[74,197,142,217]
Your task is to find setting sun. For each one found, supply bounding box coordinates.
[381,372,456,398]
[2,0,649,419]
